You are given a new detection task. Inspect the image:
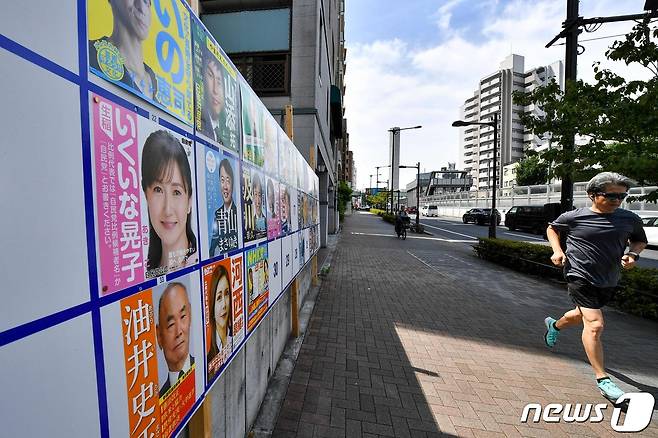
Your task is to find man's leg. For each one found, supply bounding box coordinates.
[579,306,606,378]
[555,307,583,330]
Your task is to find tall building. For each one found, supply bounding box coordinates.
[199,0,348,246]
[458,54,563,191]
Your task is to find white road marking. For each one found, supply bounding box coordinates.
[503,231,545,241]
[420,223,478,240]
[350,232,474,243]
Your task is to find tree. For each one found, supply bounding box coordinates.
[366,191,389,209]
[337,181,353,219]
[515,154,549,186]
[513,18,658,202]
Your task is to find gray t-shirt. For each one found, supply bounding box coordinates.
[550,207,647,287]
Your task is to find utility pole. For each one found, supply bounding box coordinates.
[546,1,658,212]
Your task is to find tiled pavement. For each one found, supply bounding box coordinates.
[271,212,658,437]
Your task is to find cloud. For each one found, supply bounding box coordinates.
[345,0,650,190]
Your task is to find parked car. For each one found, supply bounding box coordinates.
[505,203,561,235]
[640,215,658,247]
[462,208,501,225]
[421,205,438,217]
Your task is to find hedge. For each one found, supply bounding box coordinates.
[370,209,425,233]
[474,238,658,321]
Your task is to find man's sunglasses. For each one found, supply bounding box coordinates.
[595,192,628,201]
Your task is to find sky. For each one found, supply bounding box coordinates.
[343,0,652,190]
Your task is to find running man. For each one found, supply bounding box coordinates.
[544,172,647,403]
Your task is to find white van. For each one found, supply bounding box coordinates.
[421,205,438,217]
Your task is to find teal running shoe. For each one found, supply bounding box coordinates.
[544,317,559,347]
[598,378,624,403]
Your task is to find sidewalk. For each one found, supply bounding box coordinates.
[271,212,658,437]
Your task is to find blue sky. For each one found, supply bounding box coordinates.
[343,1,648,190]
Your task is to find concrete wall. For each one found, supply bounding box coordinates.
[205,263,312,437]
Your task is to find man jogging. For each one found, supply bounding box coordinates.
[544,172,647,403]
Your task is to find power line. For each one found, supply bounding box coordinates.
[554,33,628,46]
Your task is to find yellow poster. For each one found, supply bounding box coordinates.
[88,0,194,125]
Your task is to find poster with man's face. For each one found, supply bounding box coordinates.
[91,93,198,297]
[203,147,241,258]
[266,177,281,239]
[192,20,240,153]
[104,271,203,438]
[87,0,194,125]
[245,245,269,332]
[241,81,265,167]
[242,165,267,245]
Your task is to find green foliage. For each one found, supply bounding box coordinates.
[337,181,353,220]
[514,154,549,186]
[513,18,658,203]
[474,238,658,320]
[367,192,389,209]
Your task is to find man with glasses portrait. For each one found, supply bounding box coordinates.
[542,172,647,403]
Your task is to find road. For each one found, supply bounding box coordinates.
[413,214,658,270]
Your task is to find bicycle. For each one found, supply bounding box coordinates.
[396,217,410,240]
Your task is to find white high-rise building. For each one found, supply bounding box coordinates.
[458,54,563,191]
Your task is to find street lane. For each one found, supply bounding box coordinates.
[415,214,658,270]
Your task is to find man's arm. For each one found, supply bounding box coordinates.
[547,225,566,267]
[621,241,647,269]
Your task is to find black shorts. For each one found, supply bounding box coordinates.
[567,277,617,309]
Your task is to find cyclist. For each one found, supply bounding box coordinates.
[395,208,410,237]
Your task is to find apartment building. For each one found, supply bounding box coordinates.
[458,54,563,191]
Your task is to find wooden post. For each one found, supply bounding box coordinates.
[291,279,300,337]
[189,393,212,438]
[311,256,319,286]
[284,105,294,141]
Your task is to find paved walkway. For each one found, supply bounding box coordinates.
[271,212,658,437]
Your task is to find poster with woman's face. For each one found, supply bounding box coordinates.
[245,245,269,332]
[266,177,281,239]
[202,254,245,385]
[242,165,267,244]
[192,20,240,153]
[279,184,291,236]
[203,148,241,258]
[91,94,198,296]
[87,0,194,125]
[104,272,203,438]
[240,81,265,168]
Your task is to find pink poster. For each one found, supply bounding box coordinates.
[93,95,146,295]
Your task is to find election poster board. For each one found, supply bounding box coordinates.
[202,254,245,385]
[2,3,323,437]
[87,0,194,125]
[245,245,269,332]
[91,93,199,296]
[192,20,240,153]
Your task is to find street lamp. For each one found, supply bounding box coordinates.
[452,113,498,238]
[389,125,422,213]
[400,162,421,231]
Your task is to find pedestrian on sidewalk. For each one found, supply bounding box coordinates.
[544,172,647,403]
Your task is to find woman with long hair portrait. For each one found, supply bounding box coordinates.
[207,264,233,381]
[142,130,197,276]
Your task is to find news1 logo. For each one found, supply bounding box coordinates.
[520,393,655,432]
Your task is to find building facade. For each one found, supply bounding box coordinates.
[200,0,348,246]
[458,54,563,192]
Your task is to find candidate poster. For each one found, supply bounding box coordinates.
[245,245,269,332]
[278,132,293,185]
[266,177,281,239]
[204,147,241,258]
[110,272,203,438]
[92,94,198,296]
[87,0,194,125]
[192,19,240,153]
[267,239,282,306]
[240,82,265,167]
[242,165,267,244]
[202,254,245,385]
[289,185,298,233]
[279,184,291,236]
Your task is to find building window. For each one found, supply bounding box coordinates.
[231,52,290,96]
